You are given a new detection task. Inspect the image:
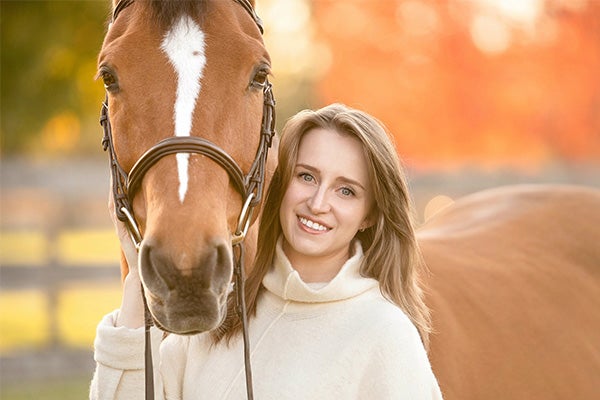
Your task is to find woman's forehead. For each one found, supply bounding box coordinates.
[296,128,370,186]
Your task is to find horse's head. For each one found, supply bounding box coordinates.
[98,0,275,334]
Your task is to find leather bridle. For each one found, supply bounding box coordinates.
[99,1,274,399]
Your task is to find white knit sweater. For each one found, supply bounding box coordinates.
[90,241,443,399]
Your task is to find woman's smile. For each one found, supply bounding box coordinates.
[297,215,330,232]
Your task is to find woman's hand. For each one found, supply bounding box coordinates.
[108,185,145,329]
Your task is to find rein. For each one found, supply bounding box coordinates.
[100,1,274,399]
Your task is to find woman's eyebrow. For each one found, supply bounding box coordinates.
[295,163,319,173]
[337,177,366,191]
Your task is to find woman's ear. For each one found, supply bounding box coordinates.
[359,212,377,231]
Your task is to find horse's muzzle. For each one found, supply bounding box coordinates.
[139,238,233,334]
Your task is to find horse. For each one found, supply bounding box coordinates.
[97,2,600,398]
[98,0,276,338]
[419,184,600,399]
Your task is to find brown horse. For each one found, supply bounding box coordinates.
[419,184,600,399]
[98,0,276,335]
[97,2,600,397]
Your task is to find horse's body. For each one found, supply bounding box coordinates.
[419,184,600,399]
[98,0,275,335]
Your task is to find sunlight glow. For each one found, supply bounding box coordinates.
[0,231,48,265]
[40,111,80,154]
[396,1,439,36]
[57,284,122,348]
[470,0,544,55]
[470,14,511,55]
[263,0,309,34]
[476,0,542,24]
[0,290,48,351]
[57,229,121,266]
[259,0,316,75]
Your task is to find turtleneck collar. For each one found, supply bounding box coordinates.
[262,238,379,303]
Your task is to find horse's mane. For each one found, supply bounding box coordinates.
[147,0,208,29]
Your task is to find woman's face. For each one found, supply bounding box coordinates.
[279,127,374,277]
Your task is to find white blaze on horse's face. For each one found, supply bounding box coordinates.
[160,15,207,203]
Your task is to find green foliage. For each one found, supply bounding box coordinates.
[0,0,110,155]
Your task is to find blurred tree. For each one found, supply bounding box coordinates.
[312,0,600,169]
[1,0,109,156]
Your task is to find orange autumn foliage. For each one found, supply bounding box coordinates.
[312,0,600,169]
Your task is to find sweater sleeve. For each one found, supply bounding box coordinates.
[359,316,443,400]
[89,310,164,400]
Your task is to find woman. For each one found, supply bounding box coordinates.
[91,104,443,399]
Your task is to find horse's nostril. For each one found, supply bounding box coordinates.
[192,241,233,293]
[140,242,172,291]
[140,238,233,294]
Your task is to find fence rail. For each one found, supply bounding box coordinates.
[1,264,118,290]
[0,227,122,381]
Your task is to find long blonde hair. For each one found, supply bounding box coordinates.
[214,103,431,347]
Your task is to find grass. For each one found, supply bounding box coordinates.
[0,376,91,400]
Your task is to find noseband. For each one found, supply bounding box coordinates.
[99,1,274,399]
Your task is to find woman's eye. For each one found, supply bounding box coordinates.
[299,173,314,183]
[340,187,355,197]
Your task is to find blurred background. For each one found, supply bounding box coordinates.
[1,0,598,398]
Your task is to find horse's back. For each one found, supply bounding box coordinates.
[418,184,600,400]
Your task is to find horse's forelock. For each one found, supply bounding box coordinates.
[147,0,208,29]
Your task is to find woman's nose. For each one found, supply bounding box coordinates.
[307,187,331,214]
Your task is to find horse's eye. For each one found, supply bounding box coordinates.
[100,70,119,92]
[250,69,269,89]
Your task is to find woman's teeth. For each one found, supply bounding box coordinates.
[299,217,328,231]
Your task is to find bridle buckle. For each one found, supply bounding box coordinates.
[232,192,256,246]
[120,206,142,250]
